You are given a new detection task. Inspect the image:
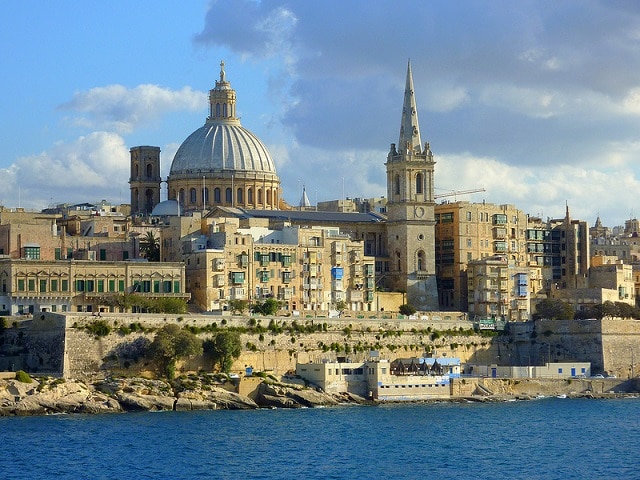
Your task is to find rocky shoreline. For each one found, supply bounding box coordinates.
[1,374,637,417]
[0,375,367,416]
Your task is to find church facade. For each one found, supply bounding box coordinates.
[130,61,439,311]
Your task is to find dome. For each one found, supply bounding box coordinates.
[169,123,276,176]
[151,199,181,217]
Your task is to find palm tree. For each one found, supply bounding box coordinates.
[140,231,160,261]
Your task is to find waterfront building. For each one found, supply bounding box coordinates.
[295,354,459,400]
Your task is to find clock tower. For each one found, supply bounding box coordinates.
[385,61,438,311]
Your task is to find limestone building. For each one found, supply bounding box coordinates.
[434,201,528,311]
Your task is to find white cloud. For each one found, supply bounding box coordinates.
[6,132,130,209]
[59,84,205,133]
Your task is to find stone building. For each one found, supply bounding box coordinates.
[466,255,534,322]
[0,258,188,315]
[434,201,528,311]
[175,215,375,312]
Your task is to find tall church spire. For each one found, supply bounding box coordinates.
[399,60,422,153]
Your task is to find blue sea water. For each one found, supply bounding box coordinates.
[0,398,639,480]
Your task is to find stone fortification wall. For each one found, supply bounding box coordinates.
[451,377,637,397]
[509,317,640,378]
[22,312,501,381]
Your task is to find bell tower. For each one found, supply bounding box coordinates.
[129,145,161,217]
[385,61,438,310]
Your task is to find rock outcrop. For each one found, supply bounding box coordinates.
[0,374,342,416]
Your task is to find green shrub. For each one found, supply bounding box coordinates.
[15,370,32,383]
[86,319,111,337]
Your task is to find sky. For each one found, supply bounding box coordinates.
[2,0,640,228]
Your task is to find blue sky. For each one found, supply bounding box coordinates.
[2,1,640,227]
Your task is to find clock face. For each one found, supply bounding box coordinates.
[414,206,425,218]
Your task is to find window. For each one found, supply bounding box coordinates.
[62,280,68,292]
[466,211,472,221]
[237,188,243,204]
[40,280,47,292]
[154,281,160,293]
[259,270,270,282]
[51,279,58,292]
[100,249,106,261]
[173,281,180,293]
[17,279,25,291]
[231,272,245,284]
[214,188,221,203]
[225,188,232,203]
[76,280,85,292]
[163,280,172,293]
[247,188,253,204]
[55,248,61,260]
[97,280,104,293]
[415,172,423,194]
[394,174,400,195]
[493,214,507,225]
[118,280,125,292]
[190,188,197,204]
[440,213,454,223]
[202,187,209,205]
[24,246,40,259]
[417,251,424,271]
[108,280,115,292]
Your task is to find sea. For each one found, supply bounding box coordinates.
[1,397,638,480]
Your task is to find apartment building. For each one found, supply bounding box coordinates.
[434,201,528,311]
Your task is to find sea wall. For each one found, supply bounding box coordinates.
[10,313,640,382]
[17,312,501,381]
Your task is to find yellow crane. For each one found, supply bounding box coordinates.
[434,188,485,201]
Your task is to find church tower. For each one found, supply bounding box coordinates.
[385,61,438,310]
[129,146,162,217]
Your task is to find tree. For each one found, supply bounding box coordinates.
[251,298,280,316]
[399,304,417,316]
[140,231,160,262]
[228,299,248,314]
[335,300,347,316]
[533,299,574,320]
[203,331,242,372]
[148,324,203,379]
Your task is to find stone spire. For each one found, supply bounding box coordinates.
[299,185,311,209]
[399,60,422,153]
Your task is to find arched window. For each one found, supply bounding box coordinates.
[145,189,154,214]
[396,251,402,273]
[190,188,197,204]
[417,250,424,271]
[247,188,253,204]
[134,163,139,178]
[225,188,232,203]
[214,188,221,203]
[266,190,272,205]
[202,188,209,205]
[223,104,228,117]
[257,189,263,204]
[216,103,220,117]
[237,188,243,204]
[416,173,423,194]
[146,163,153,178]
[394,174,401,195]
[179,189,185,205]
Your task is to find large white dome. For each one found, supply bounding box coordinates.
[169,122,276,176]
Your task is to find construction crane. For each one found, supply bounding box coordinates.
[434,188,485,201]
